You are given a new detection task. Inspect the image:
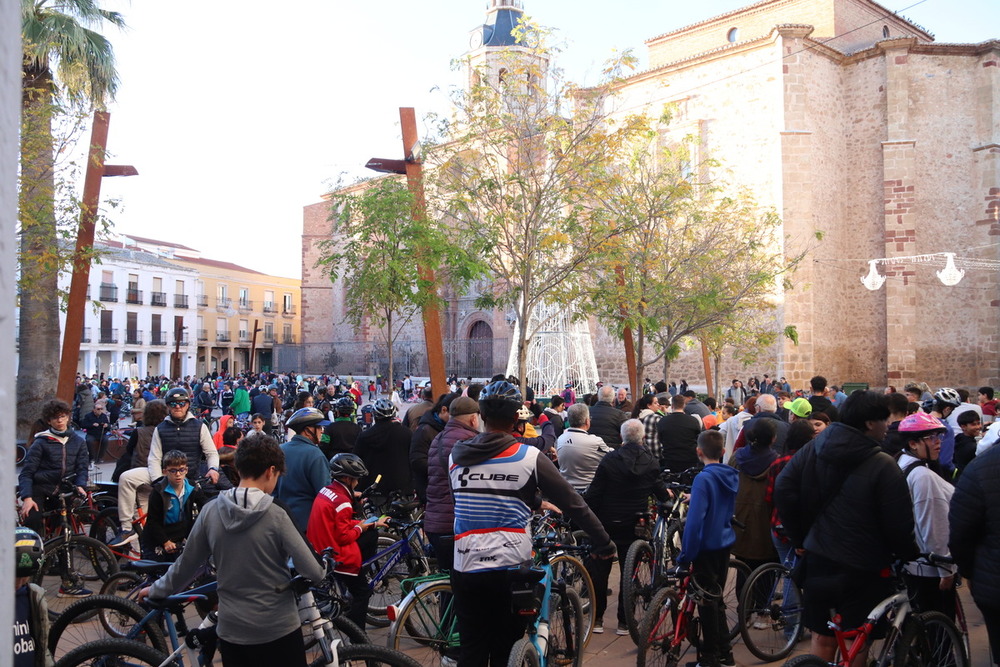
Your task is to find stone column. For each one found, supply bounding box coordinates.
[879,39,919,386]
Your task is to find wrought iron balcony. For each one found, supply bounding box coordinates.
[99,328,118,344]
[151,331,167,346]
[99,284,118,302]
[174,294,189,308]
[151,291,167,307]
[197,328,208,341]
[197,295,208,308]
[126,288,143,304]
[125,330,143,345]
[262,302,277,314]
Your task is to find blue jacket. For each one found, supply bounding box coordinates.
[275,435,331,532]
[678,463,739,565]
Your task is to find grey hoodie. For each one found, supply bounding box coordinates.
[149,486,324,645]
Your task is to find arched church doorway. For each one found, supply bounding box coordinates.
[467,321,493,378]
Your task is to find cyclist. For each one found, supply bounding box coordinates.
[305,453,388,629]
[324,396,361,459]
[448,380,616,666]
[142,449,209,562]
[274,407,332,533]
[896,412,957,618]
[13,526,53,667]
[194,383,216,423]
[925,386,962,476]
[354,398,413,497]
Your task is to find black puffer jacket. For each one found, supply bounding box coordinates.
[354,419,413,495]
[588,401,627,447]
[950,444,1000,608]
[585,442,669,528]
[19,430,89,500]
[774,422,917,572]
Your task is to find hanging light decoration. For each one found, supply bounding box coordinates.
[861,259,886,291]
[936,252,965,286]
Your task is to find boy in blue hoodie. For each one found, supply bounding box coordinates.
[678,430,739,667]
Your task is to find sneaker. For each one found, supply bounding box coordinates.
[109,529,137,548]
[592,620,604,634]
[616,623,629,636]
[440,657,458,667]
[58,585,93,598]
[721,654,736,667]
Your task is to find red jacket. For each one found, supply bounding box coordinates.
[306,480,364,574]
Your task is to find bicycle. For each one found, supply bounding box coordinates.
[781,554,968,667]
[622,469,697,643]
[358,514,434,627]
[507,539,587,667]
[387,572,458,666]
[738,550,804,661]
[531,511,598,644]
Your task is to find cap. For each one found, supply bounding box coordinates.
[450,396,479,416]
[783,397,812,419]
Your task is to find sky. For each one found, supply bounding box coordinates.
[95,0,999,279]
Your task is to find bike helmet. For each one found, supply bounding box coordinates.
[329,453,369,479]
[516,405,533,422]
[898,412,947,435]
[371,398,397,420]
[479,380,523,405]
[285,407,331,432]
[335,396,357,416]
[15,527,44,578]
[933,387,962,408]
[163,387,191,405]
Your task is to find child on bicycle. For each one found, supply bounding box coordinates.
[677,430,739,667]
[142,449,209,561]
[305,453,388,629]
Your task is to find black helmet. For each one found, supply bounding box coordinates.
[15,527,44,577]
[479,380,522,405]
[372,398,397,420]
[329,453,369,479]
[336,397,357,416]
[163,387,191,405]
[286,407,331,432]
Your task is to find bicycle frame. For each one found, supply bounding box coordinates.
[829,591,910,665]
[647,577,698,657]
[524,560,558,663]
[362,522,427,594]
[129,580,219,667]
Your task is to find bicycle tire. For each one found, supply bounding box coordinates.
[366,536,418,627]
[390,579,457,662]
[915,610,968,667]
[782,655,831,666]
[99,571,144,600]
[623,539,656,644]
[549,588,585,667]
[637,587,680,667]
[34,534,119,621]
[48,595,167,661]
[725,558,750,641]
[507,638,542,667]
[304,615,370,665]
[738,562,803,661]
[664,519,683,566]
[52,637,171,667]
[549,553,595,648]
[335,642,424,667]
[874,615,922,667]
[89,507,143,563]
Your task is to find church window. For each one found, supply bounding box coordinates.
[727,27,739,43]
[882,25,890,38]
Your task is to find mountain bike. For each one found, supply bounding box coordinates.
[738,550,804,661]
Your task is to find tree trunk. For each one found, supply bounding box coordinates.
[17,70,61,439]
[517,316,528,392]
[385,312,394,393]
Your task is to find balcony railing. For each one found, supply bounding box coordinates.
[151,291,167,307]
[174,335,190,346]
[125,330,143,345]
[282,333,296,344]
[151,331,167,346]
[239,331,250,342]
[197,328,208,341]
[81,327,91,343]
[263,302,277,314]
[238,299,252,312]
[197,295,208,308]
[216,297,232,312]
[99,328,118,344]
[263,333,275,344]
[282,304,296,316]
[99,284,118,302]
[174,294,189,309]
[126,288,143,304]
[216,331,232,343]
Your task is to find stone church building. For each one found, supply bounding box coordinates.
[300,0,1000,390]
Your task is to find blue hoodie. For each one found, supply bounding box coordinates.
[678,463,739,565]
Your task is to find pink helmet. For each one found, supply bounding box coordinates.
[898,412,946,434]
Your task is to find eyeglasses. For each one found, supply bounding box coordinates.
[167,401,189,407]
[165,467,188,474]
[920,434,943,443]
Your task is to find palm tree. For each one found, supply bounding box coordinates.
[18,0,124,437]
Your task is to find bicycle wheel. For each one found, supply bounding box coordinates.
[507,638,541,667]
[782,656,831,666]
[623,539,655,644]
[34,535,119,621]
[549,553,595,648]
[304,615,370,665]
[48,595,167,661]
[874,615,922,667]
[549,588,585,667]
[89,507,142,563]
[99,571,143,600]
[51,637,170,667]
[637,587,680,667]
[738,562,803,661]
[366,536,415,627]
[664,520,683,565]
[336,643,424,667]
[390,580,457,665]
[915,611,968,667]
[724,558,750,641]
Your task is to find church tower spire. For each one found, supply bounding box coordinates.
[468,1,525,50]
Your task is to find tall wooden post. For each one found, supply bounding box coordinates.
[399,107,447,396]
[615,265,638,400]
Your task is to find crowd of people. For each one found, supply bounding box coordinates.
[14,367,1000,666]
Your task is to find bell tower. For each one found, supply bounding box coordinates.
[466,1,546,93]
